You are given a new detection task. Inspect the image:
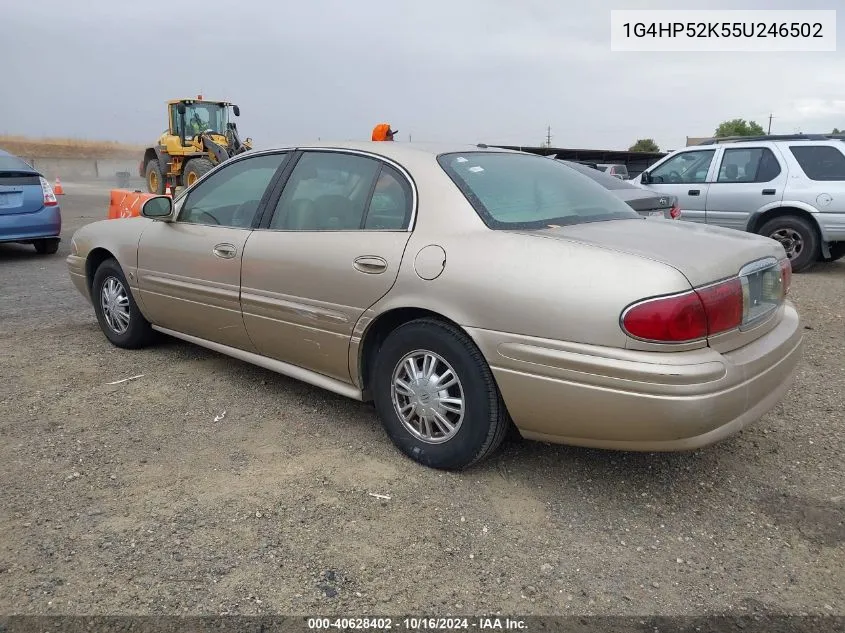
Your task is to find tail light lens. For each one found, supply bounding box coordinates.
[622,259,789,344]
[40,177,58,207]
[669,204,681,219]
[622,278,744,343]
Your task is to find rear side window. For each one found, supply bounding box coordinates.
[717,148,782,183]
[438,151,640,229]
[789,145,845,181]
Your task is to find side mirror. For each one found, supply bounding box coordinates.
[640,171,651,184]
[141,195,173,220]
[233,105,241,117]
[176,103,187,115]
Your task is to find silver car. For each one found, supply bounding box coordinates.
[631,134,845,272]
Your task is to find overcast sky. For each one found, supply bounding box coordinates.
[2,0,842,151]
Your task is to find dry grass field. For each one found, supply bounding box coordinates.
[0,135,143,160]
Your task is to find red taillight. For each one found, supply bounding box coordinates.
[40,177,58,207]
[669,204,681,220]
[780,259,791,297]
[622,278,744,343]
[697,277,743,334]
[622,291,708,342]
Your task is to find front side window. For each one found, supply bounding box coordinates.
[717,148,782,183]
[438,152,640,229]
[650,150,716,184]
[269,151,383,230]
[789,145,845,181]
[177,153,288,228]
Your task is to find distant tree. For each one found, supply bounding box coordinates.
[715,118,766,137]
[629,138,660,152]
[833,128,842,134]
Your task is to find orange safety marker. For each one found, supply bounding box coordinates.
[106,189,157,220]
[54,177,65,195]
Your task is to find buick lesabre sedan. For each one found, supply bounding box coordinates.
[66,142,803,470]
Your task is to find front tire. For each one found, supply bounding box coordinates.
[91,258,155,349]
[759,215,819,273]
[182,158,214,188]
[371,318,510,470]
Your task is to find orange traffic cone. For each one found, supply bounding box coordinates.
[165,182,174,197]
[54,177,64,195]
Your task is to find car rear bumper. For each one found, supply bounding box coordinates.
[0,205,61,243]
[466,301,803,451]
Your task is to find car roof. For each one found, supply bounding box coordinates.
[251,141,522,161]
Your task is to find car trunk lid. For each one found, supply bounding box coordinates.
[613,189,677,218]
[522,218,784,287]
[0,171,45,216]
[513,219,790,351]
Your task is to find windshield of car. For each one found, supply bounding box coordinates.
[438,152,640,229]
[560,160,637,190]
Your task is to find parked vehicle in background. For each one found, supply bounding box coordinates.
[67,142,801,470]
[561,159,680,219]
[0,149,61,254]
[629,134,845,272]
[596,163,629,179]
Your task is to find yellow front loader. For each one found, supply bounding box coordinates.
[140,96,253,194]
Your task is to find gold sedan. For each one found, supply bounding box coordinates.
[66,143,803,469]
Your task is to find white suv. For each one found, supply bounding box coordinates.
[629,134,845,272]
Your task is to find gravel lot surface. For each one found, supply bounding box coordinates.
[0,185,842,617]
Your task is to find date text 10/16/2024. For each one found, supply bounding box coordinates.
[307,617,528,630]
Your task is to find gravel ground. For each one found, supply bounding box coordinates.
[0,184,842,617]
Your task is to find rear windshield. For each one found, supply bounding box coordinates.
[0,155,35,172]
[561,160,637,190]
[437,152,640,229]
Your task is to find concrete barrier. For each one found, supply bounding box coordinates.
[31,157,99,181]
[26,156,145,189]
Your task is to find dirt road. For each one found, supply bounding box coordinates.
[0,185,842,616]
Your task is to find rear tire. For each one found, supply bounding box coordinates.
[758,215,819,273]
[371,318,510,470]
[91,258,155,349]
[182,158,214,188]
[145,159,166,194]
[33,239,59,255]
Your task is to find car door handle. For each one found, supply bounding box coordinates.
[353,256,387,274]
[213,243,237,259]
[688,189,701,196]
[762,189,776,195]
